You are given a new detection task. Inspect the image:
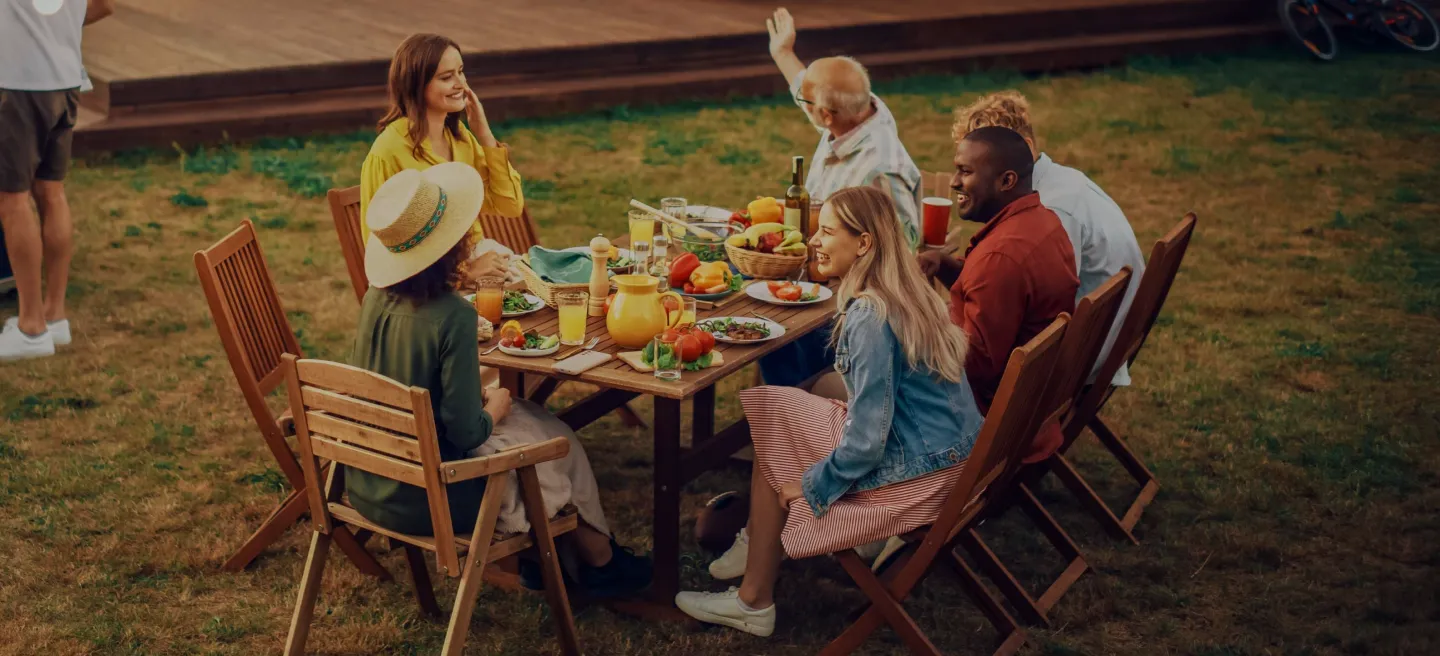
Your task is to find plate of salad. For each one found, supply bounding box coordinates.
[745,280,831,306]
[697,316,786,344]
[640,325,720,371]
[498,328,560,357]
[464,290,546,317]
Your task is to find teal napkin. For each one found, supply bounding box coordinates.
[527,246,594,284]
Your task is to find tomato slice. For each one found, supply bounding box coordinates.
[775,284,802,301]
[766,280,787,293]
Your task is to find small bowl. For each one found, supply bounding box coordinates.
[668,221,737,263]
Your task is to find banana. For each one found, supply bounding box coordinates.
[776,243,808,256]
[743,223,789,239]
[726,234,748,248]
[779,230,802,247]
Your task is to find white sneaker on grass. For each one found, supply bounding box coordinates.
[0,323,55,361]
[675,587,776,637]
[4,317,70,346]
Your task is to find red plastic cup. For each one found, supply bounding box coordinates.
[922,197,953,247]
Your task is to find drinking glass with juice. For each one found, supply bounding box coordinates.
[473,276,505,326]
[628,210,655,248]
[681,296,697,326]
[557,291,589,346]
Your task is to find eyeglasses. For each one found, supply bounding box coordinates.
[796,96,831,111]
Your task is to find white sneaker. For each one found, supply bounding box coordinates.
[708,528,750,580]
[4,317,70,346]
[675,587,776,637]
[0,323,55,361]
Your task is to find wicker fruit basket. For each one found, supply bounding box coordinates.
[725,242,806,280]
[516,259,592,307]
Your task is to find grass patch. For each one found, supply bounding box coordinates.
[6,49,1439,656]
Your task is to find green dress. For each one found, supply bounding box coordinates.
[347,287,493,536]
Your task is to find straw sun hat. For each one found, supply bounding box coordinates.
[364,163,485,288]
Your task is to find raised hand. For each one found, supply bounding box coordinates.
[766,7,797,59]
[461,80,499,147]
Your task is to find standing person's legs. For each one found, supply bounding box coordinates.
[30,180,72,323]
[736,463,787,609]
[0,192,43,335]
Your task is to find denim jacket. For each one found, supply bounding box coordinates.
[801,298,985,517]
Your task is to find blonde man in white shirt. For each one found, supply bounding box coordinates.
[943,91,1147,386]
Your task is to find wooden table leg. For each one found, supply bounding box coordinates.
[500,370,524,398]
[652,397,683,604]
[692,385,715,446]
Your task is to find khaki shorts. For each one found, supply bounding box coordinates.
[0,89,79,193]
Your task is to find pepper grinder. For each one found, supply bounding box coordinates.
[588,235,611,317]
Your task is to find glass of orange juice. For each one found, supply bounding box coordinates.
[473,276,505,326]
[557,291,589,346]
[628,209,655,249]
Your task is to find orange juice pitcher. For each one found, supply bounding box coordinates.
[605,274,683,349]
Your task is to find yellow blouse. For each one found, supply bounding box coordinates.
[359,117,526,240]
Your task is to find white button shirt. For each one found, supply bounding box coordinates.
[1032,153,1147,386]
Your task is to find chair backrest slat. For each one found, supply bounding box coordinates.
[309,435,427,486]
[301,386,418,436]
[284,355,462,575]
[306,411,424,462]
[479,208,541,254]
[328,186,369,303]
[932,315,1069,539]
[1068,214,1196,436]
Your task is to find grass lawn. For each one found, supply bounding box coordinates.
[1,47,1437,655]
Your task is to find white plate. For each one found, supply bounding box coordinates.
[700,317,786,344]
[686,205,734,221]
[464,292,547,317]
[745,281,833,306]
[498,342,560,357]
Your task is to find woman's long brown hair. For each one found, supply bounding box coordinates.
[378,33,464,163]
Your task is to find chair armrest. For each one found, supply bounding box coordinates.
[441,436,571,483]
[276,408,295,437]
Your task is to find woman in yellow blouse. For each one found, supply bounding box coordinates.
[361,33,524,278]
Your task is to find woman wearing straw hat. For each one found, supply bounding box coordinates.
[360,33,527,282]
[353,163,651,598]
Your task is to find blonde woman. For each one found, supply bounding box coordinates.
[360,33,526,278]
[675,186,984,636]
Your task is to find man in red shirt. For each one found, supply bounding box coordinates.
[919,126,1077,458]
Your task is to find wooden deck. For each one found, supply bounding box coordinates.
[74,0,1279,152]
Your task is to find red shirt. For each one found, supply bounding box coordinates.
[950,193,1078,460]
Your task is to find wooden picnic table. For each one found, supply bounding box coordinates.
[479,275,837,614]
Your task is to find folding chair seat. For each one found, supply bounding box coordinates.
[814,315,1070,656]
[280,354,582,656]
[193,220,388,578]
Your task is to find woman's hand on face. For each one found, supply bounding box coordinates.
[778,480,805,511]
[464,250,510,281]
[483,387,512,424]
[461,81,499,147]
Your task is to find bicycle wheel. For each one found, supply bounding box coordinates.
[1280,0,1340,60]
[1377,0,1439,51]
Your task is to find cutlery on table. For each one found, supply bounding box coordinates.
[554,336,600,361]
[482,343,503,355]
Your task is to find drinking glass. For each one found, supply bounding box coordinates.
[652,332,682,381]
[661,197,688,223]
[556,291,589,346]
[680,296,697,326]
[628,209,655,249]
[473,276,505,326]
[630,240,652,276]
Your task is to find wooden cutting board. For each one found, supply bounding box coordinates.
[618,349,725,373]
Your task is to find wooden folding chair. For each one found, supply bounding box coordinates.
[1049,213,1198,543]
[325,186,369,303]
[281,354,582,656]
[963,267,1133,627]
[193,220,388,578]
[816,315,1070,656]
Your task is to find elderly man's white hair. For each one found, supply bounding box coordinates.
[805,56,872,120]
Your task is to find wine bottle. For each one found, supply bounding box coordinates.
[784,156,810,233]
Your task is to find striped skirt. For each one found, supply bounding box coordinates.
[740,385,968,560]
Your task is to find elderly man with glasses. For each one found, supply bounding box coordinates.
[767,7,923,247]
[756,7,924,389]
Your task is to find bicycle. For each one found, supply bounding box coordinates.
[1279,0,1439,61]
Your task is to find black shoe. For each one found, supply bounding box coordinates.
[518,557,577,592]
[580,540,652,599]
